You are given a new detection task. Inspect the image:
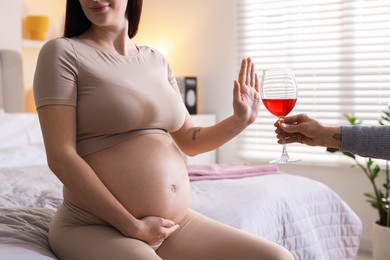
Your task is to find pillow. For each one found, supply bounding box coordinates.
[0,113,44,149]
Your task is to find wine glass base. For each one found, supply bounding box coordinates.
[269,157,301,164]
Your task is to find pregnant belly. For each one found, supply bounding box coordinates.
[81,131,190,223]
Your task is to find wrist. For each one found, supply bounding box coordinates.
[231,114,252,128]
[118,212,141,237]
[324,126,342,148]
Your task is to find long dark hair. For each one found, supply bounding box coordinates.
[64,0,143,38]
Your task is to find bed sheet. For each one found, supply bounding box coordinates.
[0,208,56,260]
[191,174,362,259]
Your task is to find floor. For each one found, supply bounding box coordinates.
[356,251,373,260]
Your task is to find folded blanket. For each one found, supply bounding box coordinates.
[187,163,279,181]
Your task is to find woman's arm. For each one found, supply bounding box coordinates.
[37,105,178,245]
[171,58,260,156]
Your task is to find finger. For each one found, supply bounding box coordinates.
[152,234,167,246]
[246,58,255,87]
[254,72,260,93]
[161,218,176,227]
[277,138,295,145]
[233,80,241,100]
[238,58,247,84]
[245,58,251,86]
[275,127,284,134]
[282,113,306,125]
[160,224,180,241]
[277,134,299,144]
[274,118,286,127]
[276,131,295,139]
[279,122,302,134]
[168,224,180,234]
[250,61,256,87]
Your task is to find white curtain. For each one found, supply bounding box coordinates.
[237,0,390,164]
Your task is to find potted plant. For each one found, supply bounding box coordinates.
[327,104,390,259]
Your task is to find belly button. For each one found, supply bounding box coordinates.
[170,184,177,193]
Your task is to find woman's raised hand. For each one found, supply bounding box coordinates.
[233,57,261,125]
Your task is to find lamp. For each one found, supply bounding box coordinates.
[25,15,49,41]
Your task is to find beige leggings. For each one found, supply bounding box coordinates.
[49,201,294,260]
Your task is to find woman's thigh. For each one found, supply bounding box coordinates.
[49,203,162,260]
[156,210,294,260]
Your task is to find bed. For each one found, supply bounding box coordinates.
[0,50,362,259]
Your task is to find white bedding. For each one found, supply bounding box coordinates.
[0,113,363,260]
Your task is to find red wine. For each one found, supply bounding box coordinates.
[262,99,297,118]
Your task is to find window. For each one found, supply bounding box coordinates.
[237,0,390,164]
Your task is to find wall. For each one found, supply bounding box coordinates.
[21,0,66,92]
[21,0,65,40]
[17,0,375,252]
[0,0,21,51]
[134,0,239,164]
[134,0,237,121]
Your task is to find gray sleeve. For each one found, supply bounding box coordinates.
[341,125,390,160]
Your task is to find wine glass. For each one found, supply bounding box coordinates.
[260,68,300,164]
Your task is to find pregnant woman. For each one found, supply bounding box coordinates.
[33,0,294,259]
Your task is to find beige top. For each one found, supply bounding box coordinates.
[34,37,186,156]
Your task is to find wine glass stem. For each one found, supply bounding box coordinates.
[280,117,290,160]
[281,143,289,160]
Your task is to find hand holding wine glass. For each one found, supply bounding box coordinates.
[260,68,300,164]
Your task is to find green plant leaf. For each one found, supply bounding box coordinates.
[372,165,381,178]
[380,105,390,125]
[326,147,339,153]
[325,146,356,159]
[364,192,376,199]
[344,113,362,125]
[368,200,378,209]
[367,158,374,167]
[343,152,356,159]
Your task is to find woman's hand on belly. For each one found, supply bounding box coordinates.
[83,133,189,245]
[130,215,180,246]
